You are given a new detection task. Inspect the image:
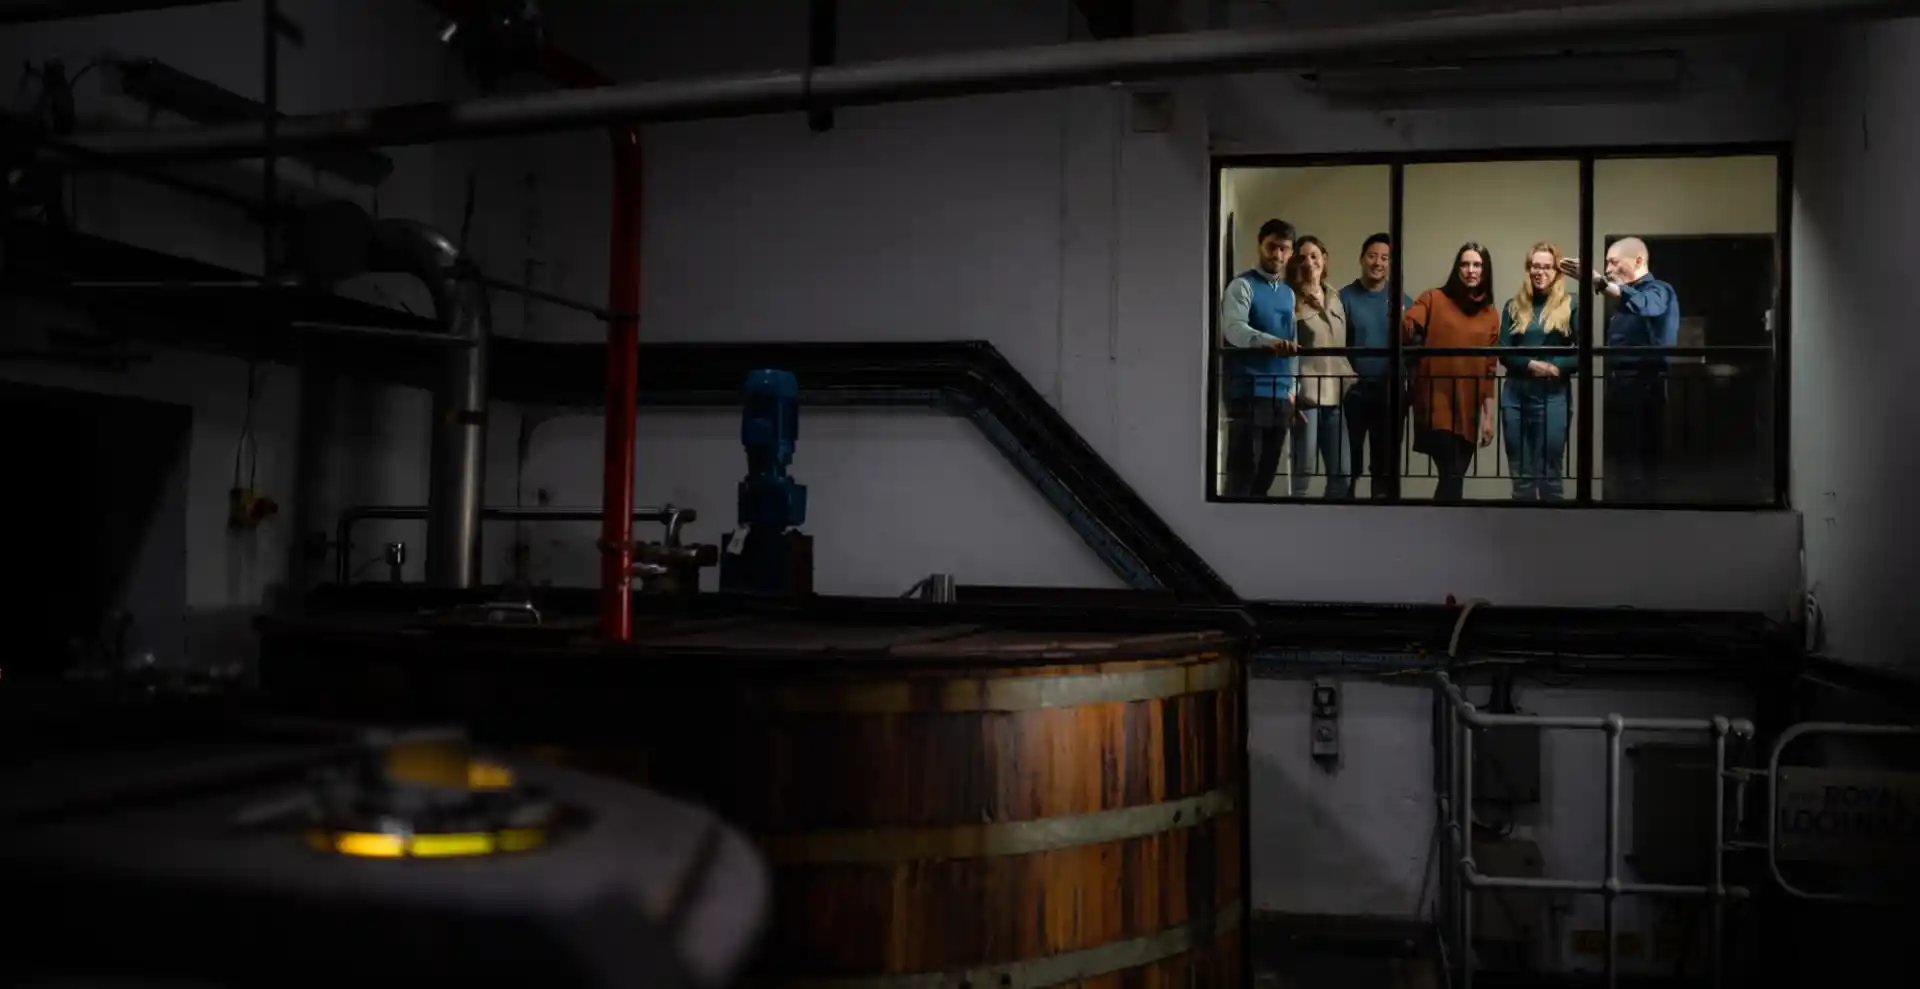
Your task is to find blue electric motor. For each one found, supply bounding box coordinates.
[720,369,813,595]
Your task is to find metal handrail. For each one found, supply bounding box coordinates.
[1433,672,1755,989]
[1764,720,1920,904]
[1217,345,1774,357]
[334,504,695,585]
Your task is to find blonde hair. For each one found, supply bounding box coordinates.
[1508,242,1572,336]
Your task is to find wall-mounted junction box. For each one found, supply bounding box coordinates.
[1474,725,1542,805]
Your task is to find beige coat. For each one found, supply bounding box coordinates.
[1294,285,1355,409]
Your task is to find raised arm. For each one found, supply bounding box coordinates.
[1616,279,1674,319]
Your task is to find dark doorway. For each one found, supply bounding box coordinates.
[0,381,190,681]
[1604,233,1777,504]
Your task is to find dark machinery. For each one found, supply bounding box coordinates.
[719,369,812,597]
[0,700,770,989]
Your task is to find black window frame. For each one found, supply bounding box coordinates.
[1205,142,1792,512]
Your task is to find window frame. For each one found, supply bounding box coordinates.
[1205,142,1793,511]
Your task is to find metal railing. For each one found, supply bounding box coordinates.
[333,504,696,585]
[1761,720,1920,904]
[1215,345,1775,505]
[1432,672,1755,989]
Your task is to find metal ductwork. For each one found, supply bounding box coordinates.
[363,218,491,589]
[59,0,1914,159]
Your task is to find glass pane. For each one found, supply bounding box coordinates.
[1402,160,1582,503]
[1214,164,1392,499]
[1590,155,1779,506]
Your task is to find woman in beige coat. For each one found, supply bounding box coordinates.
[1286,236,1357,498]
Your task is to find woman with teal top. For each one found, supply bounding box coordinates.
[1500,242,1579,500]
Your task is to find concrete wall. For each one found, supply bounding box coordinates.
[489,1,1802,941]
[503,13,1801,612]
[1790,17,1920,677]
[13,0,1908,963]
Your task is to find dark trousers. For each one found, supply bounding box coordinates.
[1223,395,1291,497]
[1343,379,1396,499]
[1604,374,1667,503]
[1425,430,1475,503]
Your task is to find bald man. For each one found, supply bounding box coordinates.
[1563,237,1678,502]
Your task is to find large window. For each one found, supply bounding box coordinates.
[1207,146,1788,509]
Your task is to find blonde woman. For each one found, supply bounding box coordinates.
[1285,235,1357,498]
[1499,243,1580,500]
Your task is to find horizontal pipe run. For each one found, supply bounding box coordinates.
[467,272,627,322]
[1463,871,1749,900]
[285,320,472,346]
[1434,674,1756,735]
[335,504,694,584]
[67,0,1911,160]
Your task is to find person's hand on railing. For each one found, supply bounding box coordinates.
[1268,337,1299,356]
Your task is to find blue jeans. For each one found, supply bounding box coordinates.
[1291,404,1351,498]
[1501,390,1569,501]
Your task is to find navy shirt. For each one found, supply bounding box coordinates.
[1604,273,1678,371]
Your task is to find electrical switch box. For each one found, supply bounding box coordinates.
[1309,680,1340,772]
[1474,725,1542,805]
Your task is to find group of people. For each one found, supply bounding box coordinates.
[1219,219,1679,503]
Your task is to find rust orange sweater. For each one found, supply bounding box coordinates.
[1403,288,1498,442]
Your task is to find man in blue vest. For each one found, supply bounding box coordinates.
[1219,218,1301,498]
[1566,236,1679,503]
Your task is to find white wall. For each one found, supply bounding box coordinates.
[484,1,1810,936]
[1251,676,1752,973]
[5,0,1872,947]
[0,1,515,663]
[1790,18,1920,675]
[505,10,1800,613]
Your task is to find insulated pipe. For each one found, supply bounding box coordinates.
[68,0,1913,160]
[419,0,652,641]
[366,218,491,588]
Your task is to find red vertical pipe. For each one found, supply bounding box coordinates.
[420,2,644,639]
[598,125,642,641]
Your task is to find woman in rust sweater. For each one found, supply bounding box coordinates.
[1403,243,1499,502]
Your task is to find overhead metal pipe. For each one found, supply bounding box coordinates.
[67,0,1912,160]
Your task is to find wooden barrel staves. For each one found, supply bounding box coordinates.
[253,614,1248,987]
[720,627,1248,989]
